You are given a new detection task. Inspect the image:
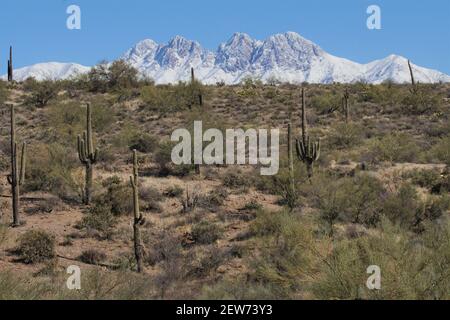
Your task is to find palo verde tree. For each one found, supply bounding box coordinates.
[77,103,99,205]
[295,88,320,178]
[130,149,145,273]
[7,105,26,226]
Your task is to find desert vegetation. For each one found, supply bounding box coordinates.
[0,61,449,300]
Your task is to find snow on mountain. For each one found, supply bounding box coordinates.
[1,62,90,81]
[4,32,450,84]
[122,32,450,84]
[362,54,450,84]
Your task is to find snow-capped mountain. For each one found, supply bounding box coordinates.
[4,32,450,84]
[1,62,90,81]
[121,32,450,84]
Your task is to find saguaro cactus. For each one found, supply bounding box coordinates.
[7,46,13,82]
[408,60,418,94]
[77,104,98,205]
[130,150,145,273]
[287,122,295,195]
[295,88,320,178]
[190,67,203,107]
[7,105,26,227]
[342,89,350,123]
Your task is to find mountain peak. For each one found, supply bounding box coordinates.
[6,32,450,84]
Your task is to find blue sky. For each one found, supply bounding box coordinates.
[1,0,449,74]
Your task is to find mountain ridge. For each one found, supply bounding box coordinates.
[3,32,450,84]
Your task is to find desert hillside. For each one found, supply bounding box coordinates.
[0,65,449,299]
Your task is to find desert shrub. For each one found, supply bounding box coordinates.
[18,230,56,264]
[248,210,318,298]
[191,221,223,245]
[366,133,420,163]
[401,88,442,115]
[23,78,60,107]
[198,188,228,212]
[48,100,113,145]
[146,232,183,266]
[186,245,226,278]
[79,249,107,265]
[154,141,193,177]
[267,168,300,209]
[129,133,158,153]
[313,219,450,300]
[138,186,162,212]
[310,91,341,115]
[414,196,450,232]
[327,123,364,149]
[429,135,450,165]
[95,177,133,216]
[357,82,405,106]
[381,182,420,229]
[242,200,263,211]
[309,174,385,230]
[0,269,155,299]
[404,169,442,190]
[79,203,118,239]
[164,185,184,198]
[0,80,8,105]
[221,169,251,189]
[431,171,450,194]
[140,85,179,115]
[24,143,79,200]
[87,60,138,93]
[0,224,7,246]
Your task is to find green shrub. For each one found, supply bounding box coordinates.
[221,169,251,190]
[366,133,420,163]
[78,249,107,265]
[191,221,223,245]
[164,185,184,198]
[95,177,133,216]
[79,203,118,239]
[88,60,138,93]
[429,135,450,165]
[129,133,158,153]
[24,143,79,200]
[310,174,385,229]
[310,91,341,115]
[404,169,442,190]
[313,219,450,300]
[0,80,8,105]
[154,141,193,177]
[327,123,364,149]
[18,230,56,264]
[23,78,60,107]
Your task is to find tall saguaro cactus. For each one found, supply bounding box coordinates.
[191,68,202,175]
[295,88,320,178]
[408,60,418,94]
[130,150,145,273]
[77,104,98,205]
[342,89,350,123]
[190,67,203,107]
[287,122,295,195]
[7,46,13,82]
[7,105,26,227]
